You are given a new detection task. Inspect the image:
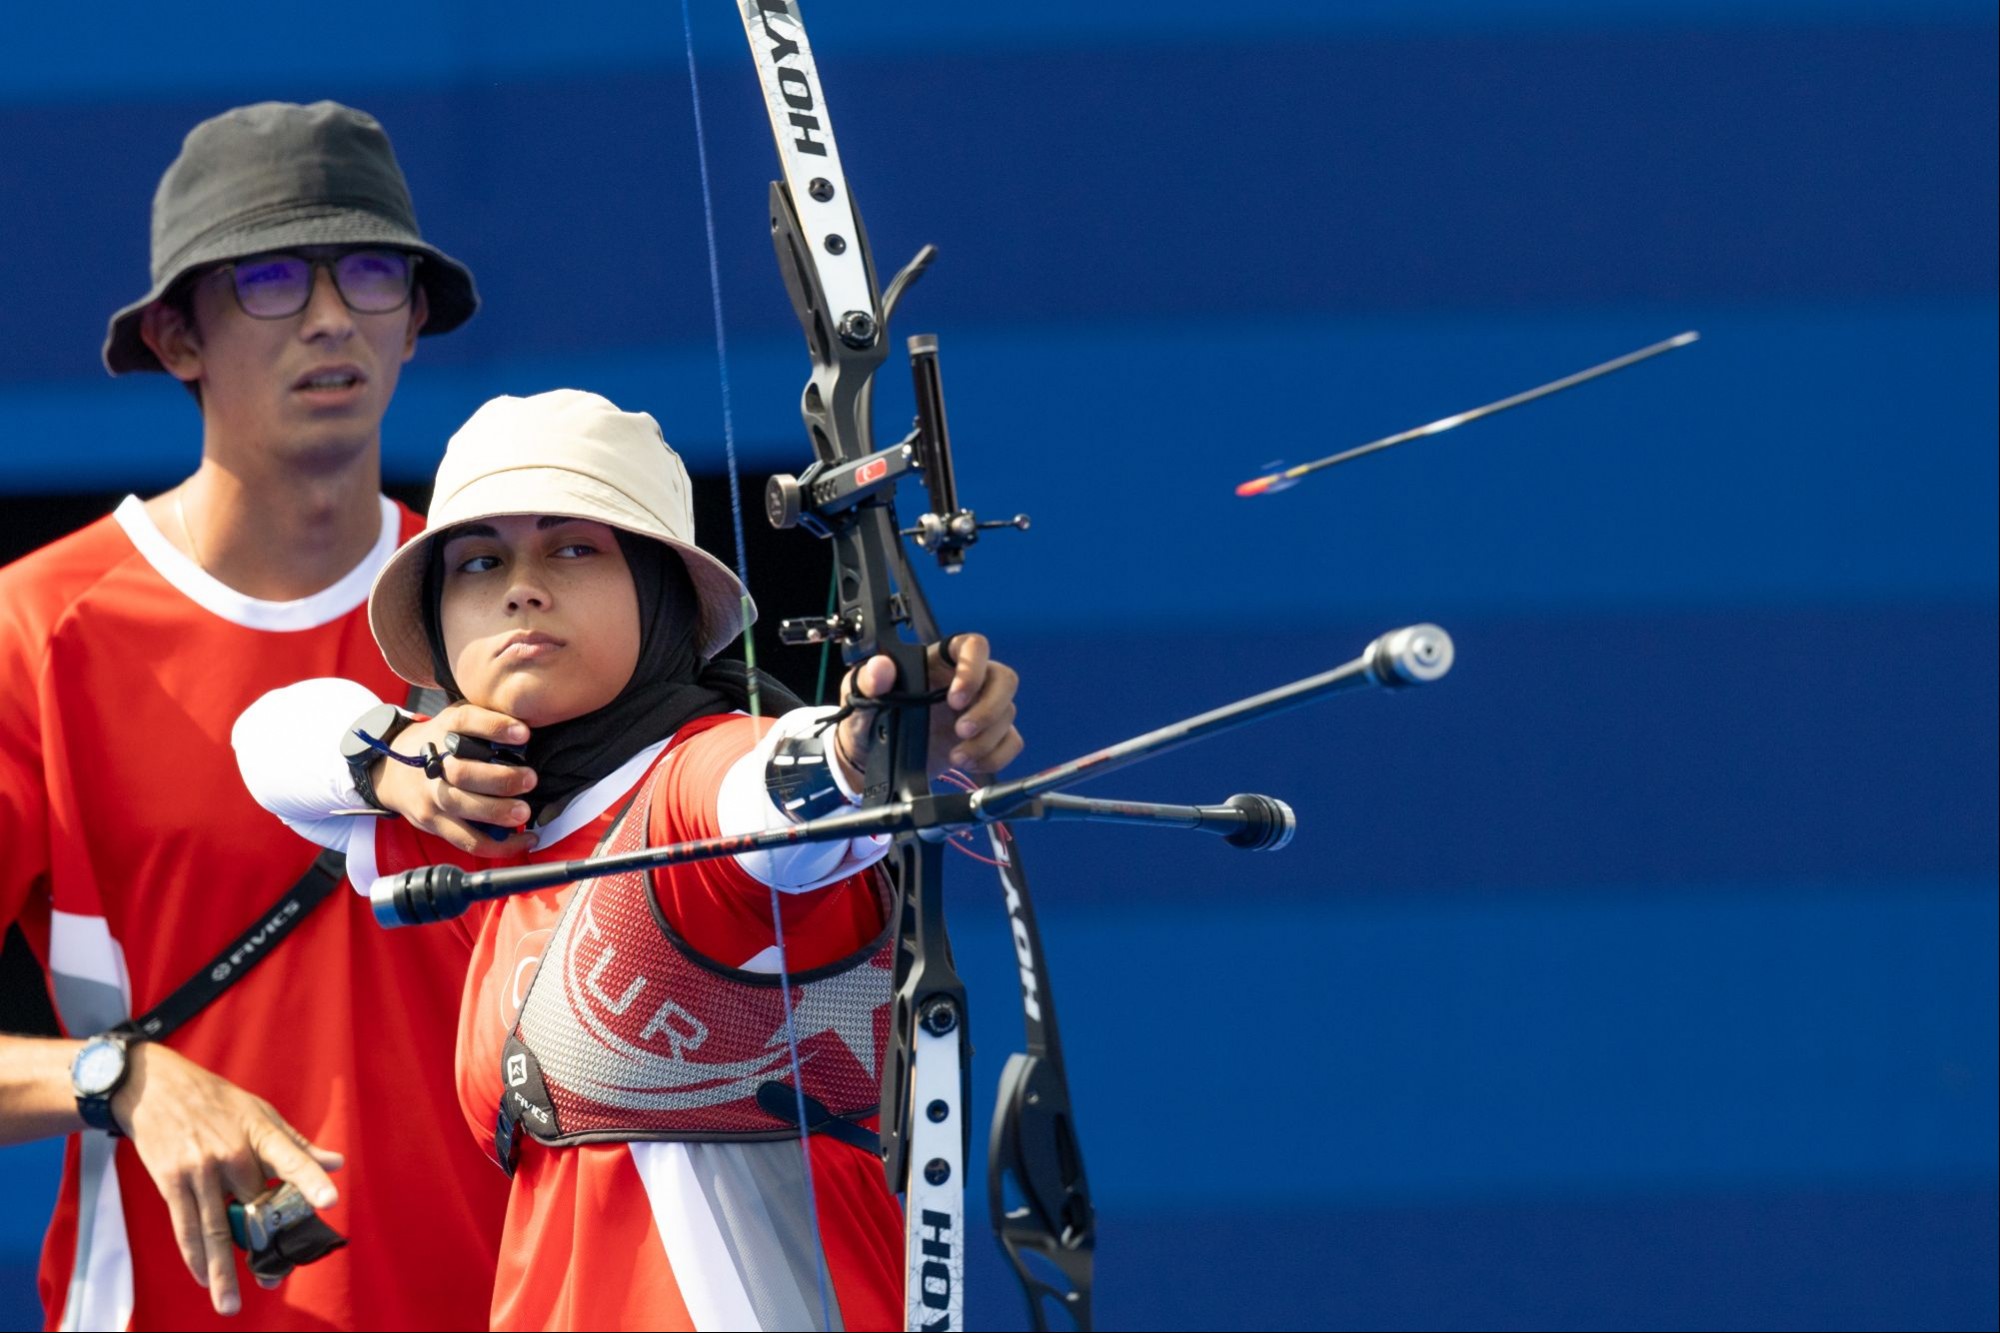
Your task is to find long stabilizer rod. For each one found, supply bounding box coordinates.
[370,624,1452,927]
[969,624,1452,819]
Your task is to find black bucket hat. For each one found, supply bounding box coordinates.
[103,100,478,376]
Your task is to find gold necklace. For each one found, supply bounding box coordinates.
[174,485,207,574]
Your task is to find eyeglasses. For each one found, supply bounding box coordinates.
[220,249,419,320]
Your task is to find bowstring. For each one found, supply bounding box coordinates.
[680,4,835,1327]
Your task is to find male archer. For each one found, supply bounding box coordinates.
[0,101,510,1329]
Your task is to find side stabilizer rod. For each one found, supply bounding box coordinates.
[1015,792,1296,852]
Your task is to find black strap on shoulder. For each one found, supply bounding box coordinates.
[112,847,347,1043]
[109,683,447,1045]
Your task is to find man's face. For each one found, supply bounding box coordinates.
[437,515,645,728]
[143,245,427,469]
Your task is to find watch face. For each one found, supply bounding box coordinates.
[341,703,406,762]
[73,1040,126,1097]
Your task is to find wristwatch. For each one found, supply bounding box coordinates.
[71,1033,132,1136]
[340,702,412,813]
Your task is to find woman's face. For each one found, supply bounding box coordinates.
[437,514,642,726]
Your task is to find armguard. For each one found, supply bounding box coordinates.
[766,723,851,824]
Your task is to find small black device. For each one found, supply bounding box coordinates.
[227,1181,317,1253]
[445,731,531,842]
[227,1181,348,1280]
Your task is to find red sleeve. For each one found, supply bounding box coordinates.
[0,553,71,936]
[0,614,50,936]
[0,518,141,936]
[646,715,887,972]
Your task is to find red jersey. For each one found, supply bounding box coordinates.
[358,712,903,1332]
[0,497,509,1331]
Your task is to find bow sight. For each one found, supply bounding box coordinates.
[764,254,1029,649]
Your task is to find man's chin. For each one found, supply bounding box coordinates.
[271,419,382,473]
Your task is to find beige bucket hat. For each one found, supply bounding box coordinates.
[369,389,753,688]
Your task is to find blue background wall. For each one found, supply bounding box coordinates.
[2,2,1994,1329]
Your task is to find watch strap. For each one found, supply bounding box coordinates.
[345,704,412,813]
[350,750,390,814]
[76,1089,123,1136]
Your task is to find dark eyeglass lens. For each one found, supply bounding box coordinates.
[232,257,311,317]
[334,251,413,312]
[230,251,413,317]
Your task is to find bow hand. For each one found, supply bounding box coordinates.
[834,633,1022,789]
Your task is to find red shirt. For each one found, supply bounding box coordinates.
[0,498,509,1331]
[362,713,903,1331]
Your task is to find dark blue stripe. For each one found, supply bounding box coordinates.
[8,308,1994,613]
[958,1186,2000,1331]
[944,882,1997,1215]
[5,1,1995,105]
[0,22,1991,387]
[969,601,1997,903]
[4,1163,1993,1330]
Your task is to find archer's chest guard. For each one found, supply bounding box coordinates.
[495,780,893,1165]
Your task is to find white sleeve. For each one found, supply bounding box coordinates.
[715,706,891,895]
[231,677,387,850]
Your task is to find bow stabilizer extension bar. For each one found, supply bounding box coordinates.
[369,623,1454,929]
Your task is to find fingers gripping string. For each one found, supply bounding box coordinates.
[681,4,831,1328]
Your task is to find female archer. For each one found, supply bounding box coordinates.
[233,388,1023,1330]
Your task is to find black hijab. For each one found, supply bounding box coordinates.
[423,526,800,826]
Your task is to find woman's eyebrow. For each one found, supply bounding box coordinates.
[537,515,589,530]
[442,522,499,544]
